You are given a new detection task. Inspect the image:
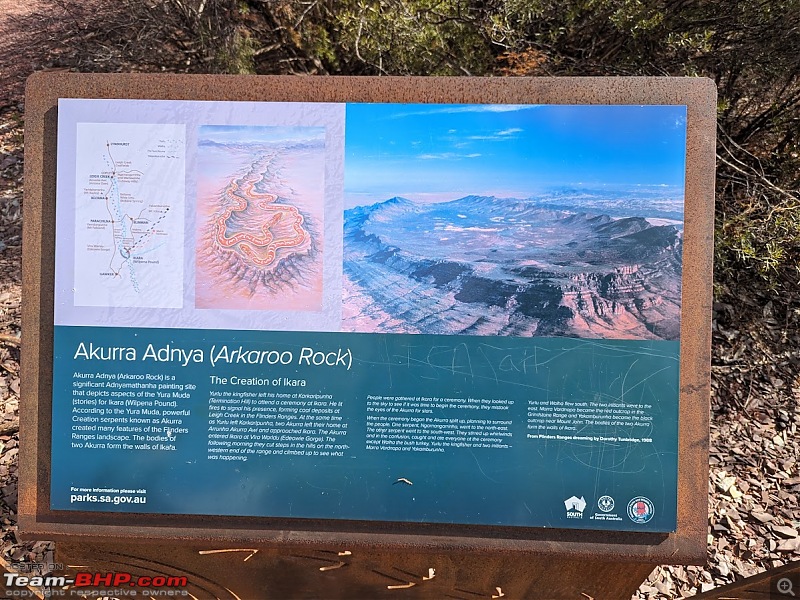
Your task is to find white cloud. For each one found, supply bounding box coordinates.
[417,152,482,160]
[465,127,524,142]
[390,104,540,119]
[436,127,522,148]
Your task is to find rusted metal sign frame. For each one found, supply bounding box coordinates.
[20,73,715,564]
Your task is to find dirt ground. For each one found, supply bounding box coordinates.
[0,2,798,598]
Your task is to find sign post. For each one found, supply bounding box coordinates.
[20,74,715,598]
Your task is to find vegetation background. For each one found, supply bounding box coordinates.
[27,0,799,326]
[0,1,798,597]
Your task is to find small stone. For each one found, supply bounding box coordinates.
[655,581,671,595]
[725,515,741,531]
[751,511,774,523]
[717,475,737,493]
[715,560,730,577]
[777,538,800,552]
[772,525,798,538]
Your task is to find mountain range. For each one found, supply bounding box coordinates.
[342,195,682,340]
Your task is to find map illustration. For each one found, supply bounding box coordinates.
[72,122,186,308]
[195,125,326,311]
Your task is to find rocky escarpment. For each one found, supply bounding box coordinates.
[342,195,683,340]
[559,259,682,340]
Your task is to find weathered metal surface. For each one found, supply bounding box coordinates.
[56,541,655,599]
[21,74,715,569]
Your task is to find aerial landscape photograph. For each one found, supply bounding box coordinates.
[342,103,687,340]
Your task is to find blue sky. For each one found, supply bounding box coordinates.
[344,103,687,206]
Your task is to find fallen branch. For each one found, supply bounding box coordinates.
[0,419,19,436]
[0,335,19,347]
[717,136,799,206]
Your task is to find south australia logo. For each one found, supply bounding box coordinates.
[564,495,586,519]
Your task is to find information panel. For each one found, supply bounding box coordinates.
[51,98,686,532]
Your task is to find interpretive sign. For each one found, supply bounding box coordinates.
[22,74,715,562]
[54,98,685,531]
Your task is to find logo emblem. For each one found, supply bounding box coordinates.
[627,496,655,524]
[564,495,586,518]
[597,495,615,513]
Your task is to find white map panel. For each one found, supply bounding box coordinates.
[55,99,345,331]
[73,123,186,308]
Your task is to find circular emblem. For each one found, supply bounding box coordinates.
[597,495,615,512]
[627,496,655,524]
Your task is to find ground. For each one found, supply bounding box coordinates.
[0,2,798,598]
